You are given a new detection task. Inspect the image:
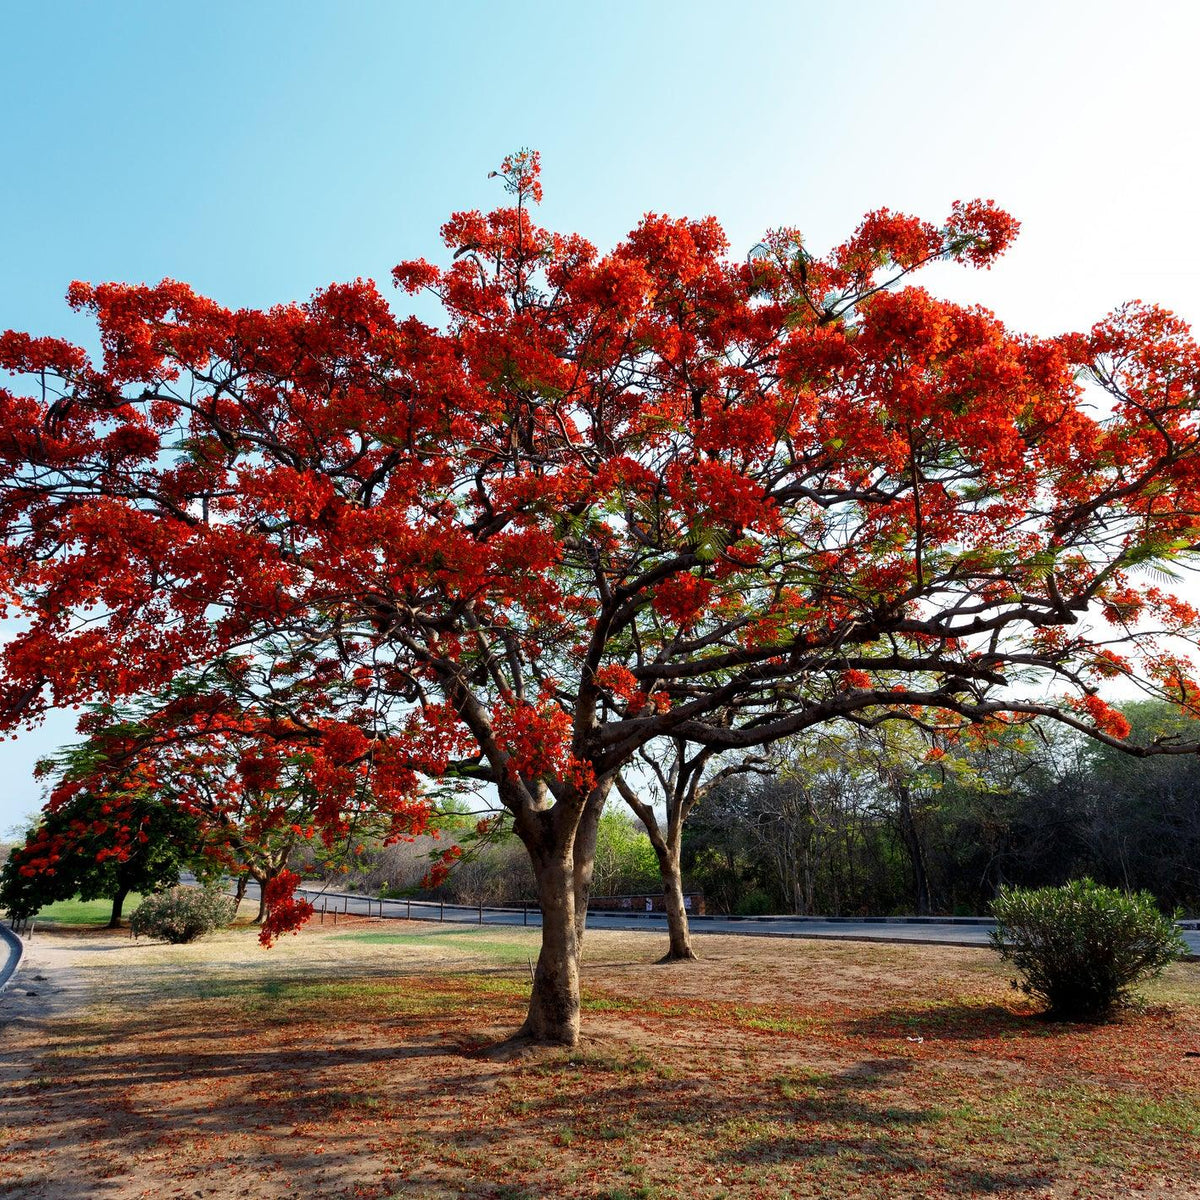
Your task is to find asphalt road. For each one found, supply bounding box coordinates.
[0,923,25,993]
[240,881,1200,957]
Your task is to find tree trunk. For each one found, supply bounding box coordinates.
[518,850,581,1046]
[570,789,607,949]
[234,873,249,906]
[896,785,932,916]
[615,773,697,962]
[505,779,611,1048]
[657,846,697,961]
[108,885,129,929]
[253,874,268,925]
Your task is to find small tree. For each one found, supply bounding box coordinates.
[35,681,403,928]
[0,774,202,927]
[990,879,1186,1019]
[618,738,768,959]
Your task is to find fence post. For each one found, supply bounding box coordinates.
[523,903,527,927]
[478,900,483,925]
[440,900,444,922]
[407,898,411,919]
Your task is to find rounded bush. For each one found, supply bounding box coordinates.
[130,885,238,944]
[990,878,1186,1019]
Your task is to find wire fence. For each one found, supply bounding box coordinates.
[303,890,541,928]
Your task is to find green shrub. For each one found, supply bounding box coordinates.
[734,887,774,916]
[130,885,238,944]
[990,878,1186,1019]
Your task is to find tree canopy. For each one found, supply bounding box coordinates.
[0,749,203,926]
[3,150,1200,1043]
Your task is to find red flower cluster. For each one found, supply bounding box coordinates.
[258,869,314,946]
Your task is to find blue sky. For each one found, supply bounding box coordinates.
[2,0,1199,831]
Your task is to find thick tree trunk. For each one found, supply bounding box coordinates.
[108,885,129,929]
[518,851,581,1046]
[504,779,612,1048]
[657,846,697,962]
[253,874,268,925]
[234,873,249,906]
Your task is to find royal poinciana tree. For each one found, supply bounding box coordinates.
[0,750,204,927]
[3,151,1200,1044]
[31,667,405,929]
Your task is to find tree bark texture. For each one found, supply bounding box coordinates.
[108,885,129,929]
[656,845,697,961]
[519,848,581,1045]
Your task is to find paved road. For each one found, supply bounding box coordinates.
[237,880,1200,957]
[0,923,25,993]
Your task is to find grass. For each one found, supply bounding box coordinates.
[333,926,543,964]
[20,894,143,925]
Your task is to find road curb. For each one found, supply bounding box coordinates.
[0,922,26,994]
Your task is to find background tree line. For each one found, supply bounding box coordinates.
[292,700,1199,922]
[682,702,1200,918]
[6,700,1197,926]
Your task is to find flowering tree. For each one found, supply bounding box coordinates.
[4,151,1200,1045]
[32,668,402,932]
[0,763,203,927]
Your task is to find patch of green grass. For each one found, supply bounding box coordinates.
[533,1049,654,1076]
[43,1041,107,1061]
[930,1082,1200,1164]
[730,1005,819,1034]
[581,992,640,1013]
[774,1067,833,1100]
[333,928,541,964]
[1142,962,1200,1009]
[27,894,143,925]
[595,1118,640,1141]
[225,968,531,1021]
[244,977,445,1016]
[448,972,530,996]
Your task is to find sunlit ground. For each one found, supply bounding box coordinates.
[1,918,1198,1198]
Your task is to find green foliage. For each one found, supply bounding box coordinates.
[592,806,659,897]
[130,886,238,943]
[0,788,203,922]
[990,879,1186,1019]
[733,887,774,916]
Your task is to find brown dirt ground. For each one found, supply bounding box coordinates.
[1,915,1198,1199]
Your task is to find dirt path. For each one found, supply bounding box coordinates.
[0,935,99,1196]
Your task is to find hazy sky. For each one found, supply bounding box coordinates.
[2,0,1198,831]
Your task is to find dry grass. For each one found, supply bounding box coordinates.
[1,917,1198,1198]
